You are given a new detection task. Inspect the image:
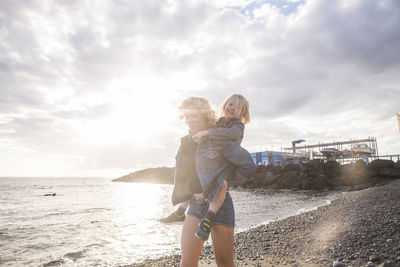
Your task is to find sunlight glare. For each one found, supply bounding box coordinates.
[79,76,179,145]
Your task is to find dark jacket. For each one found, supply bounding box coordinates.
[171,135,256,205]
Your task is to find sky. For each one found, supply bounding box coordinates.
[1,0,399,177]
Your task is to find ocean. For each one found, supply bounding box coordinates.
[0,177,338,266]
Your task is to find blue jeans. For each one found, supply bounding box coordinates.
[187,192,235,227]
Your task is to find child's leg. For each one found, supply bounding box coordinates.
[176,200,190,216]
[159,200,189,223]
[195,180,228,240]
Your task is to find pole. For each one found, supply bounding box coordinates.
[397,113,400,132]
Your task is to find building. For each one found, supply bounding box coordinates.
[251,151,288,166]
[251,137,381,166]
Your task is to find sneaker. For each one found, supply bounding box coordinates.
[159,212,186,224]
[194,217,212,240]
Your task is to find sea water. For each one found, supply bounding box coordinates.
[0,177,338,266]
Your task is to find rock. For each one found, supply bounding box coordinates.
[262,171,277,186]
[339,161,369,186]
[379,262,396,267]
[252,170,266,187]
[306,160,325,177]
[325,160,341,178]
[369,255,380,262]
[378,168,400,178]
[317,258,329,263]
[394,160,400,169]
[368,159,394,169]
[332,260,345,267]
[43,259,65,266]
[367,160,395,177]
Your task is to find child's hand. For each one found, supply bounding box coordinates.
[192,130,209,143]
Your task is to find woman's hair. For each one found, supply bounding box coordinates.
[221,94,250,124]
[178,96,217,128]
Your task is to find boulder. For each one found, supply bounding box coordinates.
[338,161,369,186]
[306,160,325,177]
[368,159,394,169]
[325,160,340,178]
[379,167,400,178]
[367,159,394,177]
[394,160,400,169]
[263,171,278,186]
[299,174,329,190]
[251,167,266,187]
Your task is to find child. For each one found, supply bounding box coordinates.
[159,94,250,239]
[191,93,250,240]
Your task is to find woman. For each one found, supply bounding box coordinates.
[172,96,256,267]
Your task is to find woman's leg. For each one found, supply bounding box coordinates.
[181,215,205,267]
[210,224,235,267]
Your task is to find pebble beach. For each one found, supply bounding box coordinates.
[128,179,400,267]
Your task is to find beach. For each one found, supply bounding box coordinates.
[128,180,400,267]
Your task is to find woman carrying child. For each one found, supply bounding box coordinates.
[171,95,256,267]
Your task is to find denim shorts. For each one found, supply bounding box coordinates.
[187,192,235,227]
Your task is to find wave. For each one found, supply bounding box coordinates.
[42,250,86,267]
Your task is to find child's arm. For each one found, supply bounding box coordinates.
[208,122,244,142]
[192,121,244,144]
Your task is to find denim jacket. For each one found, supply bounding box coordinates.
[171,135,256,205]
[208,117,244,144]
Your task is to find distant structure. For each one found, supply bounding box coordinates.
[250,137,393,166]
[251,151,288,167]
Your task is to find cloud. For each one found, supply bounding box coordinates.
[1,0,399,176]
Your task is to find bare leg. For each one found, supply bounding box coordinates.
[211,224,235,267]
[181,215,205,267]
[209,179,228,213]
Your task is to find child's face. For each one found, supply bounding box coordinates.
[224,97,239,120]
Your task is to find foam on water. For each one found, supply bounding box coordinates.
[0,177,338,266]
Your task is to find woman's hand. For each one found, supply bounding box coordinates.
[191,130,209,143]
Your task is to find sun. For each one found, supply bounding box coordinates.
[77,77,180,145]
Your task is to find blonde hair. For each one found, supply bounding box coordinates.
[179,96,217,128]
[221,94,250,124]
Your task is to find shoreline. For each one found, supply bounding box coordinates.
[127,180,400,267]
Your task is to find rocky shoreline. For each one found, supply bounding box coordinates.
[241,159,400,191]
[114,159,400,192]
[126,179,400,267]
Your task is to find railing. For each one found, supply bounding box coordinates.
[370,154,400,162]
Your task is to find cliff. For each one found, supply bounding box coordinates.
[112,167,174,184]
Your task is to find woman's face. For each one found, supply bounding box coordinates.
[224,97,239,120]
[183,110,207,133]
